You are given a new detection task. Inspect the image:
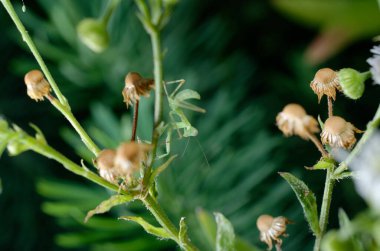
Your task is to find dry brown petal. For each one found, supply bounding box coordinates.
[310,68,342,103]
[122,72,154,107]
[321,116,362,149]
[276,103,319,140]
[24,70,51,101]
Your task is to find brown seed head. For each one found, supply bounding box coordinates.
[122,72,154,107]
[256,214,273,232]
[24,70,51,101]
[95,149,117,183]
[310,68,342,102]
[257,214,290,251]
[276,103,319,140]
[321,116,362,149]
[114,142,151,177]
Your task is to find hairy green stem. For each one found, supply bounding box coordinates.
[150,28,164,160]
[142,194,198,251]
[17,132,129,195]
[314,167,335,251]
[48,96,100,156]
[334,104,380,175]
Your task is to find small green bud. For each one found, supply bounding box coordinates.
[338,68,369,100]
[77,19,109,53]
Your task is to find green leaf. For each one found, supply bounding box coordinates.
[215,212,236,251]
[85,195,134,222]
[150,155,177,184]
[308,157,335,170]
[119,216,171,239]
[279,172,320,235]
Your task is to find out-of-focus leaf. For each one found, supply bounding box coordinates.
[119,216,171,239]
[215,212,236,251]
[280,172,320,235]
[85,195,134,222]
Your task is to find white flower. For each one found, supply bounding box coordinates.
[349,132,380,211]
[367,45,380,85]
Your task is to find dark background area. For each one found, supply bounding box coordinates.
[0,0,379,250]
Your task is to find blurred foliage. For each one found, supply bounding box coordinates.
[0,0,379,251]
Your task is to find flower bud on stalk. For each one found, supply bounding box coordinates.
[24,70,51,101]
[337,68,369,100]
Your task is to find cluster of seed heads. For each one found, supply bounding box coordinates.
[256,214,290,251]
[95,142,151,186]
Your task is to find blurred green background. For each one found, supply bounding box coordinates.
[0,0,379,250]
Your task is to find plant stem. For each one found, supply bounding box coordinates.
[142,193,198,251]
[47,95,100,156]
[313,166,335,251]
[306,131,328,157]
[131,100,140,141]
[334,104,380,175]
[327,97,333,118]
[18,131,130,195]
[1,0,101,157]
[1,0,66,105]
[143,27,164,182]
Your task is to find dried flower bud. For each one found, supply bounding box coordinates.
[114,142,151,178]
[122,72,154,107]
[95,149,118,183]
[77,18,109,53]
[276,103,319,140]
[338,68,368,100]
[24,70,51,101]
[321,116,362,149]
[310,68,342,103]
[257,214,290,250]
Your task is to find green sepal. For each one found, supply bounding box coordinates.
[85,195,134,222]
[215,212,236,251]
[29,123,47,145]
[279,172,320,235]
[119,216,171,239]
[307,157,335,170]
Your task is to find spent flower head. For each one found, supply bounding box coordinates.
[95,142,150,186]
[257,214,290,251]
[95,149,118,183]
[122,72,154,107]
[24,70,51,101]
[321,116,362,150]
[367,45,380,85]
[310,68,342,102]
[276,103,320,140]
